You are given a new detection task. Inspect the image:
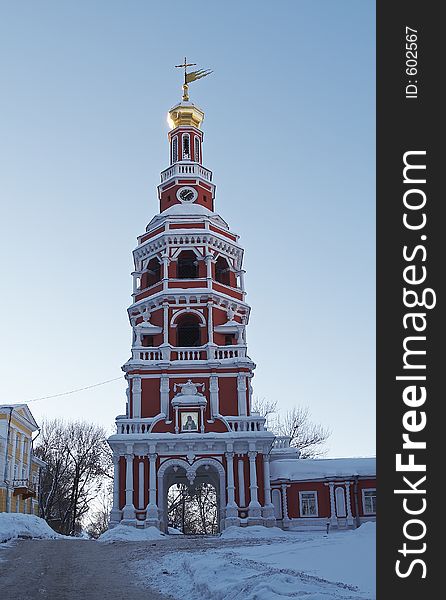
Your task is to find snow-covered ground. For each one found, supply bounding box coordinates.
[131,523,376,600]
[0,513,62,544]
[98,524,167,542]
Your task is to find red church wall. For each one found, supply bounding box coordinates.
[256,454,265,507]
[141,378,160,418]
[218,377,238,416]
[285,482,331,519]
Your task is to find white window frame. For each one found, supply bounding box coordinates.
[362,488,376,515]
[172,136,178,164]
[299,490,318,517]
[194,136,200,162]
[182,133,191,159]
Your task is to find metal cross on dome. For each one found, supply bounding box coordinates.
[175,57,212,101]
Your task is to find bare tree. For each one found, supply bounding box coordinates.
[251,396,277,428]
[275,406,331,458]
[86,480,113,539]
[35,419,111,535]
[167,482,218,534]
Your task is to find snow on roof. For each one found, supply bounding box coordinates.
[270,457,376,482]
[147,202,229,229]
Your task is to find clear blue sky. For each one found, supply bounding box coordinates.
[0,1,375,457]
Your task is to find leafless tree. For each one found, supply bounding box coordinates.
[252,399,330,458]
[167,482,218,534]
[251,396,278,428]
[86,479,113,538]
[275,406,331,458]
[35,419,111,535]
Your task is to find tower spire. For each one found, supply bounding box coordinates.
[174,57,212,101]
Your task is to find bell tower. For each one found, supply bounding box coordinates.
[108,63,290,533]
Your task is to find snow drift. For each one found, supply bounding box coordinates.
[98,524,166,543]
[0,513,62,543]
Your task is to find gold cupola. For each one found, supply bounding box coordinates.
[167,102,205,130]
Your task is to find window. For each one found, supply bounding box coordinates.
[177,251,198,279]
[225,334,235,346]
[182,133,190,159]
[177,315,201,347]
[362,489,376,515]
[194,137,200,162]
[143,258,161,288]
[299,491,318,517]
[172,136,178,164]
[142,335,154,347]
[215,256,231,286]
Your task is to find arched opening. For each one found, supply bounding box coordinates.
[164,464,220,535]
[335,487,347,517]
[177,251,198,279]
[215,256,231,286]
[142,258,161,288]
[177,314,201,347]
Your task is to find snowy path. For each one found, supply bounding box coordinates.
[0,539,168,600]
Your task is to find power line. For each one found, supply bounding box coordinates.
[23,376,124,404]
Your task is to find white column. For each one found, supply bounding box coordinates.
[238,269,245,292]
[262,455,275,523]
[281,484,291,528]
[9,428,17,482]
[237,456,246,507]
[162,302,169,346]
[329,481,337,526]
[146,452,159,525]
[345,481,354,526]
[162,257,169,291]
[160,375,170,417]
[237,374,247,416]
[209,374,219,419]
[132,377,142,418]
[122,453,136,522]
[207,301,214,345]
[225,452,240,526]
[247,451,262,520]
[109,453,121,525]
[205,254,213,284]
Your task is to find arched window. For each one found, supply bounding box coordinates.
[194,137,200,162]
[172,136,178,164]
[215,256,231,286]
[182,133,191,159]
[177,315,201,347]
[177,251,198,279]
[142,258,161,288]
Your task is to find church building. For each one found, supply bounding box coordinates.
[107,67,376,533]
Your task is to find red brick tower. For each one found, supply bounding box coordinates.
[108,76,285,532]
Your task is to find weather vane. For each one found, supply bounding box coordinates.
[175,57,212,102]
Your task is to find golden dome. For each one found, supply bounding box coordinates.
[167,102,205,130]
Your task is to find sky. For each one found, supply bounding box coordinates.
[0,1,375,457]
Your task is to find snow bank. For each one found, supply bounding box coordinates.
[270,457,376,481]
[98,524,166,543]
[220,525,289,540]
[0,513,62,543]
[168,526,184,535]
[132,524,376,599]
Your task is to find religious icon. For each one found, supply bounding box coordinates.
[181,411,199,432]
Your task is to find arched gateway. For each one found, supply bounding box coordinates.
[107,68,299,534]
[158,457,225,532]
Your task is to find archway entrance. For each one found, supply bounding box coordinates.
[167,481,218,534]
[158,458,225,534]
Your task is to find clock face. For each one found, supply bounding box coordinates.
[177,187,197,203]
